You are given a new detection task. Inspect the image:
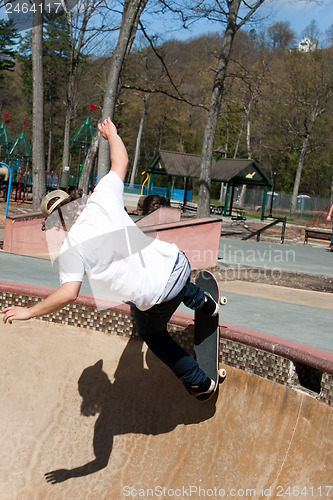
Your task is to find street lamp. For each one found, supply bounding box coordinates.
[268,169,278,218]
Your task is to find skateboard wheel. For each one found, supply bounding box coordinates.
[219,368,226,379]
[220,296,227,305]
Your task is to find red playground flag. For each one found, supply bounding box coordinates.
[89,104,100,110]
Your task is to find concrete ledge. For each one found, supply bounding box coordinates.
[220,323,333,376]
[0,280,132,317]
[3,210,222,270]
[142,217,222,270]
[136,207,181,227]
[3,212,49,255]
[1,280,332,378]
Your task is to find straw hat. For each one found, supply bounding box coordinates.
[40,190,69,218]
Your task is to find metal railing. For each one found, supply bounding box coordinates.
[242,217,287,244]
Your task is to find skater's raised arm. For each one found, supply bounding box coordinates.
[97,117,129,182]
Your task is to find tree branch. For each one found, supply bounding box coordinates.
[122,83,209,110]
[138,20,184,99]
[237,0,266,29]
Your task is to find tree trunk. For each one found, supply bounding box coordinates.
[290,104,318,215]
[239,96,254,207]
[289,132,310,215]
[97,0,148,181]
[234,116,244,158]
[62,102,72,174]
[46,87,53,172]
[31,1,46,211]
[46,96,53,172]
[78,130,100,194]
[245,96,253,159]
[130,92,149,185]
[61,1,102,179]
[62,60,77,174]
[197,0,241,218]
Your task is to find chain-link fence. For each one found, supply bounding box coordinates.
[242,187,331,213]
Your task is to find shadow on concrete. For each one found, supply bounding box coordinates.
[45,336,216,484]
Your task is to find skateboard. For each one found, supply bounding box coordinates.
[194,270,226,401]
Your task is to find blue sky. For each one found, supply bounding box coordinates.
[143,0,333,47]
[264,0,333,42]
[1,0,332,48]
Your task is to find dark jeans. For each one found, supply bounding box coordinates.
[134,279,206,386]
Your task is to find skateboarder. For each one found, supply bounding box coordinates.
[1,117,219,398]
[327,203,333,251]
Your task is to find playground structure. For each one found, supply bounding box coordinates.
[67,117,97,188]
[0,162,12,217]
[0,118,97,204]
[0,126,32,204]
[0,122,13,158]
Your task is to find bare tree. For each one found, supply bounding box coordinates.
[78,0,149,192]
[78,130,100,193]
[267,21,295,51]
[61,0,109,175]
[31,1,46,210]
[130,91,149,185]
[125,37,172,185]
[285,50,333,215]
[192,0,265,217]
[97,0,149,181]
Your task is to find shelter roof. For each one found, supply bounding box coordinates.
[148,150,271,186]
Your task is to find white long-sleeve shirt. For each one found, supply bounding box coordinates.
[59,171,180,310]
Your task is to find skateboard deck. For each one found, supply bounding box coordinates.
[194,270,226,401]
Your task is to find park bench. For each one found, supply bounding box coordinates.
[304,228,331,244]
[182,202,197,214]
[231,208,246,224]
[210,204,224,215]
[231,215,247,223]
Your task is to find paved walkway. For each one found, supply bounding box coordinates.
[218,237,333,276]
[212,238,333,353]
[1,237,332,353]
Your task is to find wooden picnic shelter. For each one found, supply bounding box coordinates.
[147,150,272,219]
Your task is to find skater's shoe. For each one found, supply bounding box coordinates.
[184,377,216,397]
[201,292,219,316]
[327,245,333,252]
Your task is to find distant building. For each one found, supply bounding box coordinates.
[298,37,318,52]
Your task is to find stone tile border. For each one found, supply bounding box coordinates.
[1,281,332,407]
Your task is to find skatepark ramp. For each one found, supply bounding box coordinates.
[0,282,332,500]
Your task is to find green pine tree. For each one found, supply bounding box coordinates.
[0,20,18,84]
